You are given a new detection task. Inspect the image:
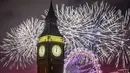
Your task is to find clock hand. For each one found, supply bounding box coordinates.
[56,48,57,52]
[56,46,57,52]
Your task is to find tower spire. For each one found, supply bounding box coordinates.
[41,0,62,36]
[45,0,57,21]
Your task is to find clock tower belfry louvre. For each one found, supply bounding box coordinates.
[37,0,64,73]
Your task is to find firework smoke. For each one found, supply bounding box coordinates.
[0,1,130,69]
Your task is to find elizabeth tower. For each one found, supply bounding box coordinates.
[37,0,64,73]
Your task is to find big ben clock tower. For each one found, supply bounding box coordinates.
[37,0,64,73]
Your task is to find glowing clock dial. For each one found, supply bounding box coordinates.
[38,45,45,57]
[52,45,62,57]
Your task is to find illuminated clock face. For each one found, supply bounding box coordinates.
[52,45,62,57]
[38,45,45,57]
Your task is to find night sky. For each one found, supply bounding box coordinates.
[0,0,130,73]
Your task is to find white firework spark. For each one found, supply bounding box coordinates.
[56,2,123,57]
[0,18,45,69]
[107,9,130,68]
[0,1,130,69]
[56,2,130,68]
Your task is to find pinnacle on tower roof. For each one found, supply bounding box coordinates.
[41,0,61,36]
[45,0,57,20]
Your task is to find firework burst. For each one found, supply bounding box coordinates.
[107,9,130,68]
[56,2,123,57]
[0,18,45,69]
[56,2,130,68]
[0,1,130,69]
